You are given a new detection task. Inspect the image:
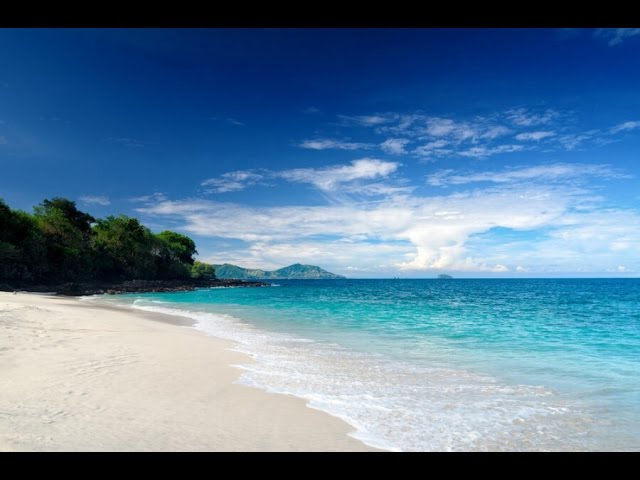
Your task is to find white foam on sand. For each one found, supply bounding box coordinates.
[128,300,603,451]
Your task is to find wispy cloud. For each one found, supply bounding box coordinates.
[106,137,151,148]
[337,114,396,126]
[556,132,596,151]
[327,108,640,160]
[506,108,559,127]
[611,121,640,134]
[515,131,556,141]
[427,163,629,187]
[200,159,404,199]
[482,126,512,139]
[137,175,638,274]
[227,118,245,126]
[129,192,168,203]
[299,139,373,151]
[595,28,640,46]
[201,170,267,193]
[302,106,320,114]
[457,144,524,158]
[412,140,450,157]
[79,195,111,206]
[380,138,410,155]
[278,159,399,192]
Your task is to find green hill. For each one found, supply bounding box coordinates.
[213,263,345,280]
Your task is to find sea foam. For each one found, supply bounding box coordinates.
[124,300,601,451]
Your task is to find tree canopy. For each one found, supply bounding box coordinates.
[0,197,214,284]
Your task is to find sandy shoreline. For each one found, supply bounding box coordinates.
[0,292,376,451]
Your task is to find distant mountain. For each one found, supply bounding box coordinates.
[437,274,453,279]
[212,263,346,280]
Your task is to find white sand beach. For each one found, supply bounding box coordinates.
[0,292,375,451]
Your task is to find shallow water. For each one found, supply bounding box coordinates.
[95,279,640,451]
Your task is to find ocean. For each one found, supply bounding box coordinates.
[93,279,640,451]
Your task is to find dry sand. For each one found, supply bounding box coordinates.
[0,292,375,451]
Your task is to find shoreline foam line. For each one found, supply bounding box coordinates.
[121,299,599,452]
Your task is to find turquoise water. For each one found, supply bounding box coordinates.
[98,279,640,451]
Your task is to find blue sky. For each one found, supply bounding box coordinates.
[1,28,640,277]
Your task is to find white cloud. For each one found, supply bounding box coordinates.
[299,139,373,150]
[278,159,399,192]
[413,140,451,157]
[458,144,524,158]
[515,131,556,141]
[425,117,478,140]
[617,265,627,272]
[129,192,168,203]
[106,137,149,148]
[506,108,559,127]
[427,163,627,187]
[595,28,640,46]
[329,108,640,160]
[611,121,640,134]
[227,118,244,126]
[516,266,527,272]
[380,138,410,155]
[137,170,638,275]
[481,126,512,139]
[79,195,111,206]
[338,114,395,126]
[557,132,595,151]
[201,170,266,193]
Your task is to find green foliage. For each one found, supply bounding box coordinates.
[156,231,197,265]
[0,199,48,281]
[33,198,96,281]
[0,197,199,284]
[191,261,215,279]
[93,215,159,280]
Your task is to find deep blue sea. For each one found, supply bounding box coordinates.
[94,279,640,451]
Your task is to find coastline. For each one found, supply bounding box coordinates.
[0,292,377,451]
[0,278,269,296]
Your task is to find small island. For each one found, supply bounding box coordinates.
[437,274,453,279]
[213,263,345,280]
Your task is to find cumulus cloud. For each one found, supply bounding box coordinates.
[137,170,638,275]
[79,195,111,206]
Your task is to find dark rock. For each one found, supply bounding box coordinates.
[1,278,270,296]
